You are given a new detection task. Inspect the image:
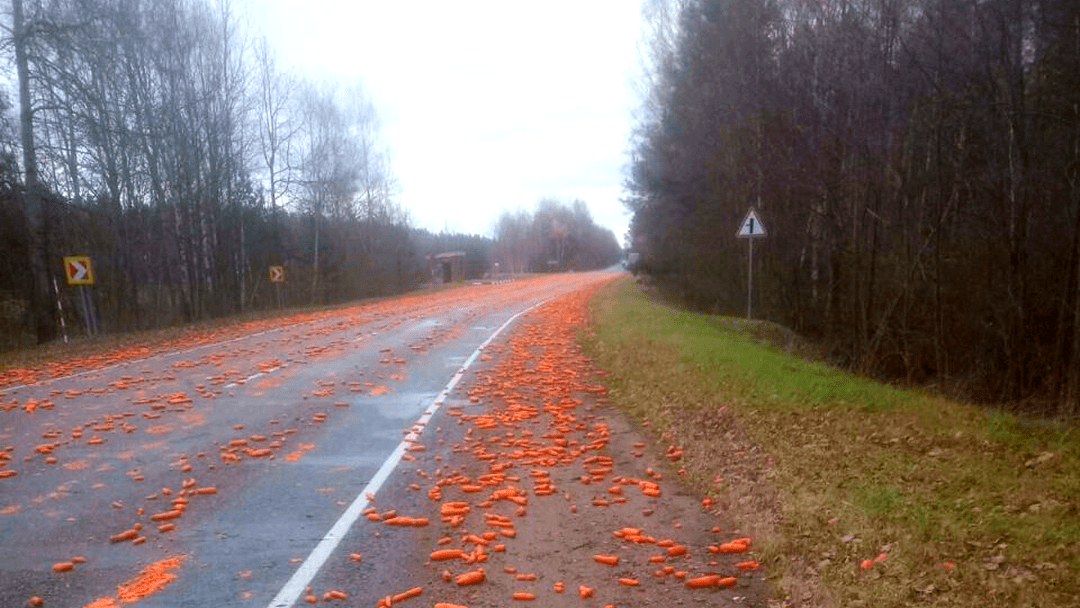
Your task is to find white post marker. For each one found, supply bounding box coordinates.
[736,207,767,320]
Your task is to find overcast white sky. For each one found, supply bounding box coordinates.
[239,0,642,241]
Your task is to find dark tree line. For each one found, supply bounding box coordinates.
[626,0,1080,414]
[493,198,622,274]
[0,0,424,347]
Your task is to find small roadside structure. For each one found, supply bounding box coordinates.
[430,251,465,284]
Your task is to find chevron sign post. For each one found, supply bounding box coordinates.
[63,256,94,285]
[62,255,99,336]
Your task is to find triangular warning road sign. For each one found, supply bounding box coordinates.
[736,208,767,238]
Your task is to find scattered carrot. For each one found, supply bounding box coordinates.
[593,554,619,566]
[149,509,182,522]
[685,575,720,588]
[383,516,430,527]
[455,569,485,586]
[511,592,536,600]
[429,549,466,561]
[388,586,422,604]
[578,585,594,599]
[52,562,74,573]
[717,576,738,589]
[110,529,138,543]
[715,539,750,554]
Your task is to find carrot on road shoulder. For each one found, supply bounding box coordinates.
[593,554,619,566]
[455,569,486,586]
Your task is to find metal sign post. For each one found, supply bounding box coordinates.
[269,266,285,309]
[735,208,767,320]
[63,255,97,337]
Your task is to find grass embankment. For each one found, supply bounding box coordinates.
[585,278,1079,608]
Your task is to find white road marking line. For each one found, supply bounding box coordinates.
[266,301,544,608]
[224,365,285,388]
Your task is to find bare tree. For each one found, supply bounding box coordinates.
[8,0,59,343]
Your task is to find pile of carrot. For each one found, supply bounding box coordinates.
[347,284,760,606]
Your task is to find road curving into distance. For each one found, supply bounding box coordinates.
[0,272,616,607]
[1,269,768,608]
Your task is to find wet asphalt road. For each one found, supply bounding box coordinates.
[0,274,612,608]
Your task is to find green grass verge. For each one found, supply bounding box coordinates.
[584,278,1079,608]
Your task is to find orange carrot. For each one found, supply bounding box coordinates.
[52,562,74,572]
[455,569,486,586]
[391,586,423,603]
[685,575,719,588]
[511,592,536,600]
[149,509,183,522]
[110,529,138,543]
[736,560,759,570]
[618,577,640,586]
[578,585,594,599]
[430,549,466,561]
[384,516,430,527]
[593,554,619,566]
[716,540,749,554]
[717,577,738,589]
